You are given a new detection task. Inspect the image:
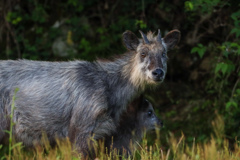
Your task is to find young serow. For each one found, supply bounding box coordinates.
[0,29,180,156]
[105,96,162,157]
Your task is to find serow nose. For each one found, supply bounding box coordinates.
[157,119,163,128]
[160,121,163,127]
[152,69,164,81]
[156,119,163,128]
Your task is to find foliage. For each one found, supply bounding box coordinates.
[191,43,206,58]
[189,3,240,141]
[0,0,240,158]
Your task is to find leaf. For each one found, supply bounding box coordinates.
[135,20,147,29]
[10,142,23,150]
[232,101,238,108]
[226,102,231,110]
[184,1,194,11]
[236,89,240,94]
[215,63,223,74]
[226,101,238,110]
[227,63,235,73]
[198,47,206,58]
[231,10,240,20]
[230,42,239,47]
[223,51,229,57]
[191,44,206,58]
[215,62,233,75]
[221,63,228,75]
[237,48,240,55]
[3,130,10,134]
[230,28,240,38]
[191,47,199,54]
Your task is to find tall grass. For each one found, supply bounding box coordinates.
[8,88,19,160]
[1,105,240,159]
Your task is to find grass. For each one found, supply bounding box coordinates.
[1,131,240,160]
[1,91,239,159]
[8,88,19,160]
[1,114,240,160]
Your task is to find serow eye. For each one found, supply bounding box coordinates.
[141,52,146,58]
[148,111,152,116]
[162,53,166,58]
[162,52,168,59]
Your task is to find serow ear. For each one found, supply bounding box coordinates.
[122,30,140,50]
[163,29,181,50]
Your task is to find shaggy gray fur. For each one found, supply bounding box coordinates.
[0,29,180,156]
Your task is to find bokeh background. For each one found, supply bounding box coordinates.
[0,0,239,150]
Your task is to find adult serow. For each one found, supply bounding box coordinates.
[0,29,180,156]
[104,96,162,157]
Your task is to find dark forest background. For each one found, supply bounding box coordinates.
[0,0,239,149]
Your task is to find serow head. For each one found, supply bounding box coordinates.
[137,99,163,131]
[122,29,181,84]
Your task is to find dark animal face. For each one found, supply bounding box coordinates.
[137,99,163,131]
[123,29,180,85]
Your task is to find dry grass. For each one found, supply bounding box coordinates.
[1,115,240,160]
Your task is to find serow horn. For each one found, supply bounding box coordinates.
[139,30,150,44]
[157,29,162,43]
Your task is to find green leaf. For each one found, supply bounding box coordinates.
[3,130,10,134]
[191,44,206,58]
[222,51,229,57]
[221,63,228,75]
[135,20,147,29]
[226,102,231,110]
[231,28,240,38]
[215,63,223,74]
[236,89,240,94]
[10,142,23,150]
[215,62,233,75]
[226,101,238,110]
[185,1,194,11]
[231,10,240,20]
[227,63,235,73]
[198,48,206,58]
[230,42,239,47]
[191,47,199,54]
[232,101,238,108]
[237,48,240,55]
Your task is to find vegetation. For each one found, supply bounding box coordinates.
[0,0,240,159]
[1,115,240,159]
